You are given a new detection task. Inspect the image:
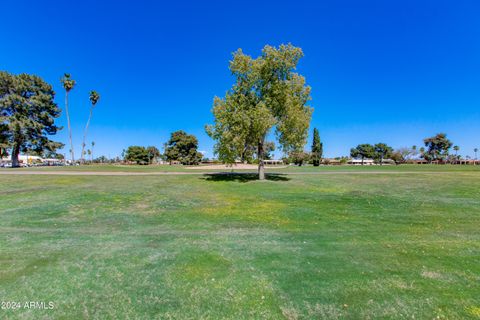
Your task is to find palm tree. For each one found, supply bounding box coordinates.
[61,74,76,163]
[411,145,418,159]
[91,141,95,162]
[87,149,92,162]
[419,147,425,159]
[474,148,478,165]
[81,91,100,163]
[453,145,459,157]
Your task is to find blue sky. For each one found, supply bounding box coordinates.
[1,0,479,159]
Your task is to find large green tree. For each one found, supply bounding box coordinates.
[423,133,452,162]
[0,71,63,167]
[206,44,313,179]
[311,128,323,166]
[61,73,76,163]
[81,90,100,163]
[146,146,161,164]
[373,143,393,165]
[164,130,202,165]
[289,150,310,166]
[125,146,149,164]
[350,144,375,165]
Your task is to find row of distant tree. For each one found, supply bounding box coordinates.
[62,129,479,167]
[349,133,478,165]
[123,130,203,165]
[283,132,478,166]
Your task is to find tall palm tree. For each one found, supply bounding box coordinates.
[453,145,459,156]
[91,141,95,162]
[411,145,417,159]
[474,148,478,165]
[81,91,100,163]
[419,147,425,159]
[61,74,76,163]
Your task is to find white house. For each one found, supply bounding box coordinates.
[348,159,375,165]
[264,159,284,165]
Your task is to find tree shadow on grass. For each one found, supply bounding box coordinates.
[201,172,290,183]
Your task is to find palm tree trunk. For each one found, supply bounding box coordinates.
[81,107,93,163]
[65,92,74,163]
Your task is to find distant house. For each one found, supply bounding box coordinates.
[323,158,342,165]
[406,159,431,165]
[407,159,443,165]
[43,158,64,166]
[450,159,479,165]
[264,159,283,165]
[348,159,375,165]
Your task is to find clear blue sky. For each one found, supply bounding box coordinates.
[1,0,479,159]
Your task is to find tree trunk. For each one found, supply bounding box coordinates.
[11,143,20,168]
[81,107,93,163]
[257,139,265,180]
[65,92,75,163]
[361,156,364,165]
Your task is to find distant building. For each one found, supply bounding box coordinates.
[348,159,375,165]
[1,155,64,166]
[449,159,479,165]
[323,158,342,165]
[264,159,283,165]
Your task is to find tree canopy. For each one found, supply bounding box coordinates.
[288,151,310,166]
[0,71,63,166]
[125,146,149,164]
[206,44,313,179]
[146,146,161,164]
[164,130,202,165]
[373,143,393,164]
[350,144,375,165]
[423,133,452,162]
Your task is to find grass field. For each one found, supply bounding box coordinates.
[0,166,479,319]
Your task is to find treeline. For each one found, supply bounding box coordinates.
[281,132,477,166]
[349,133,476,165]
[123,130,203,165]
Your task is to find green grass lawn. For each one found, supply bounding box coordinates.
[0,169,479,319]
